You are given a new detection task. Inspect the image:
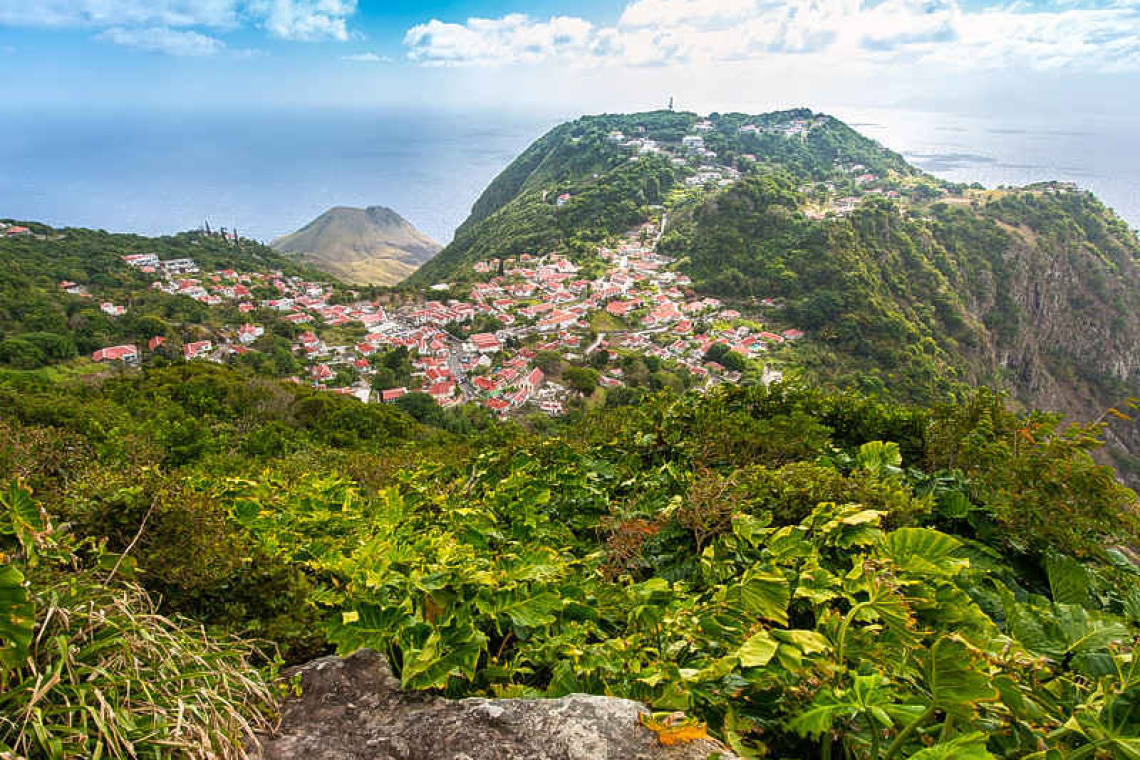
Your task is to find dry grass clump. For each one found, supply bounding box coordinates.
[0,574,277,760]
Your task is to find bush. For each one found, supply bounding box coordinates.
[66,470,326,662]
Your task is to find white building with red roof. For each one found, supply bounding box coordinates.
[183,341,213,360]
[92,344,139,364]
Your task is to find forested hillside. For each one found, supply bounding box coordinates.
[412,109,1140,484]
[0,222,329,370]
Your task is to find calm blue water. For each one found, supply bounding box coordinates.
[0,107,565,245]
[0,106,1137,244]
[831,106,1140,232]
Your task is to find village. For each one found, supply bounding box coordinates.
[64,112,975,417]
[80,215,803,418]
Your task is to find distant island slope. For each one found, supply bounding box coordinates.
[271,205,441,286]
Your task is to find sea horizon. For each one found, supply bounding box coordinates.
[1,104,1137,246]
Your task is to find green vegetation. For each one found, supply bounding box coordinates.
[4,359,1140,758]
[412,153,679,285]
[0,223,328,370]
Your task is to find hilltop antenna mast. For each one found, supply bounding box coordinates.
[668,96,674,111]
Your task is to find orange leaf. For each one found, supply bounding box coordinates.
[639,712,708,746]
[657,724,709,746]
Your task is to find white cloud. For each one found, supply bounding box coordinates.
[95,25,226,55]
[0,0,358,44]
[406,14,596,66]
[341,51,391,62]
[403,0,1140,72]
[249,0,356,41]
[0,1,241,29]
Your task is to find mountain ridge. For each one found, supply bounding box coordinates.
[406,108,1140,485]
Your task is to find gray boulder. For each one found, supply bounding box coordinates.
[252,649,739,760]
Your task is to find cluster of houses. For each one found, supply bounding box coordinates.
[738,115,829,139]
[81,209,806,419]
[451,219,805,407]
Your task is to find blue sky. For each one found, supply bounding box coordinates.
[2,1,1139,115]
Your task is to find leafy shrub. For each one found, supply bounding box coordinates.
[1,481,277,759]
[65,470,326,662]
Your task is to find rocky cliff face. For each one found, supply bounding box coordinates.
[942,196,1140,486]
[252,649,739,760]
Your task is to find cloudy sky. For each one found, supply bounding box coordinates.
[1,0,1138,115]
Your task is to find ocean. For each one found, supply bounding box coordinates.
[0,105,1137,245]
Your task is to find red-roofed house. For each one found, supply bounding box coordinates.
[183,340,212,360]
[381,387,407,403]
[148,336,166,351]
[92,344,139,364]
[485,398,511,415]
[606,300,639,318]
[237,324,264,344]
[428,381,456,403]
[522,367,544,394]
[470,333,501,353]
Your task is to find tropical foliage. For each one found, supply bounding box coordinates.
[3,365,1140,758]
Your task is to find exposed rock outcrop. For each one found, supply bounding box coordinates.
[252,649,739,760]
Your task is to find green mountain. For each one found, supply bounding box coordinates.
[409,108,917,284]
[272,205,441,286]
[407,109,1140,485]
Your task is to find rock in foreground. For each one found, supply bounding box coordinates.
[252,649,739,760]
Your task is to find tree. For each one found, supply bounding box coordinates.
[535,351,563,375]
[564,367,599,396]
[394,392,443,425]
[704,342,746,372]
[0,338,46,369]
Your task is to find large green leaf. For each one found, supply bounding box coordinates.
[400,624,488,690]
[501,591,562,629]
[724,569,790,626]
[857,440,902,476]
[325,603,414,654]
[0,563,34,671]
[1,480,46,563]
[788,689,857,738]
[736,630,779,668]
[1045,553,1090,606]
[926,637,998,709]
[907,732,995,760]
[881,528,966,576]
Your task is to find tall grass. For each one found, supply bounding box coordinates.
[0,573,278,759]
